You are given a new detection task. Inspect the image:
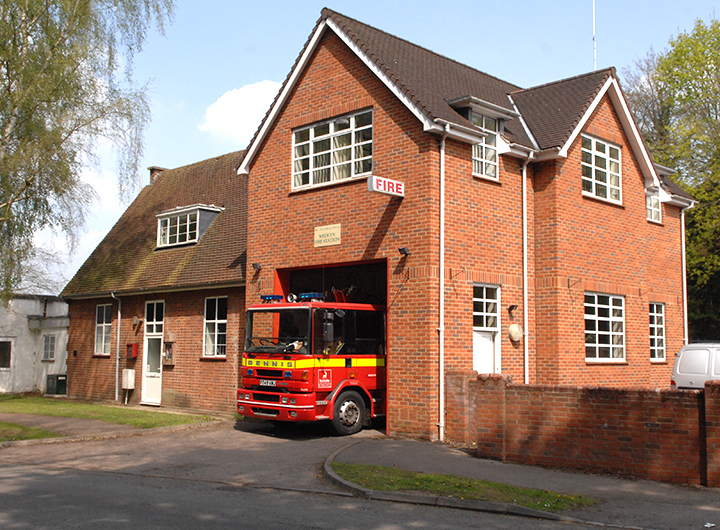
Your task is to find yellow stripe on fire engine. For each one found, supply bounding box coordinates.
[244,357,385,369]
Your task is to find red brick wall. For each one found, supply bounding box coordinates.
[246,31,444,439]
[447,373,710,485]
[66,287,243,412]
[533,95,685,388]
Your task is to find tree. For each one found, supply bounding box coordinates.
[0,0,174,300]
[623,19,720,339]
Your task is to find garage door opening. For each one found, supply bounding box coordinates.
[280,260,387,306]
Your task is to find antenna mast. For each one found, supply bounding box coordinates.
[593,0,597,70]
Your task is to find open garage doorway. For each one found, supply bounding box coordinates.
[278,260,387,306]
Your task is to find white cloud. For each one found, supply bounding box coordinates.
[199,80,281,148]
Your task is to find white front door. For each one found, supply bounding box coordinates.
[473,330,496,374]
[142,301,164,405]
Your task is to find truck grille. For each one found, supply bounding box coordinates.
[252,393,280,403]
[252,407,279,417]
[256,369,283,377]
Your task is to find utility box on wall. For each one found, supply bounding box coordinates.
[126,343,138,359]
[46,374,67,395]
[122,369,135,390]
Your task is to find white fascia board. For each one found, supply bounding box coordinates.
[326,18,442,135]
[237,20,329,175]
[557,77,661,189]
[508,94,540,152]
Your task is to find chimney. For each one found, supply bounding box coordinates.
[148,166,168,183]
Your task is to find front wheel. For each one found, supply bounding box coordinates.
[331,390,365,436]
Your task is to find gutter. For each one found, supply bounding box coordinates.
[110,292,121,402]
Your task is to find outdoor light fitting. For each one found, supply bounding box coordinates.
[398,247,411,256]
[252,263,262,270]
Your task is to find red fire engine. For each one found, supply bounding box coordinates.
[237,292,386,435]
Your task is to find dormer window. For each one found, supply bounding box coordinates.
[471,112,498,179]
[156,204,223,249]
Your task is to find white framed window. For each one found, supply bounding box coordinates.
[646,191,661,222]
[95,304,112,356]
[584,293,625,361]
[472,285,500,330]
[292,110,373,189]
[204,297,228,357]
[649,303,665,361]
[43,335,55,361]
[145,301,164,335]
[0,341,10,369]
[158,210,197,247]
[471,112,498,179]
[581,134,622,203]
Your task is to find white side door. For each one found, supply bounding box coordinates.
[473,330,496,374]
[141,301,164,405]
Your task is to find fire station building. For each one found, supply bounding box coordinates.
[63,9,694,439]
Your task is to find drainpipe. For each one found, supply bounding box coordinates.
[681,207,690,345]
[521,157,532,384]
[111,293,121,401]
[438,124,450,442]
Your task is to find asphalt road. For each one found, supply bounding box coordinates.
[0,420,588,530]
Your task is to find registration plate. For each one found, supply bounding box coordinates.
[259,379,276,387]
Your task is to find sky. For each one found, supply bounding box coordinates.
[38,0,720,292]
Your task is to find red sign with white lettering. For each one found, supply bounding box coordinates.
[368,175,405,197]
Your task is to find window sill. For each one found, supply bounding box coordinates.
[585,359,627,365]
[200,356,227,362]
[647,218,663,226]
[650,359,667,364]
[290,174,370,194]
[93,354,112,359]
[582,192,624,208]
[472,173,501,185]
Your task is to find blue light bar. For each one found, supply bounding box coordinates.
[260,294,283,303]
[299,292,324,301]
[285,371,292,378]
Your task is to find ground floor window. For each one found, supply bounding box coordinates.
[95,304,112,356]
[585,293,625,360]
[472,285,500,374]
[204,297,228,357]
[649,303,665,361]
[0,341,10,368]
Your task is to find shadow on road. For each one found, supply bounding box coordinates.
[233,417,387,440]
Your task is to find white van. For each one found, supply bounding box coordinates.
[671,343,720,389]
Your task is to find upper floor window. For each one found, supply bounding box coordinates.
[649,303,665,361]
[292,110,373,189]
[471,112,498,179]
[95,304,112,356]
[43,335,56,361]
[204,297,228,357]
[156,204,223,249]
[581,135,621,203]
[585,293,624,361]
[646,191,661,222]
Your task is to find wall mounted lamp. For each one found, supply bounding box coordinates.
[398,247,411,256]
[252,263,262,270]
[508,304,518,314]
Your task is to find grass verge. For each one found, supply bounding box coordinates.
[0,394,210,429]
[0,421,64,442]
[331,462,595,513]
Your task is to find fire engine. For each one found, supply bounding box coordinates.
[237,292,386,435]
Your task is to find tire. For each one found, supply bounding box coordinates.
[331,390,365,436]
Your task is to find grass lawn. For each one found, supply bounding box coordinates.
[0,422,63,442]
[331,462,596,513]
[0,394,211,429]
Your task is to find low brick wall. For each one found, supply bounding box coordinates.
[446,372,720,486]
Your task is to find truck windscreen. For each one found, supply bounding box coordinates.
[245,308,311,354]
